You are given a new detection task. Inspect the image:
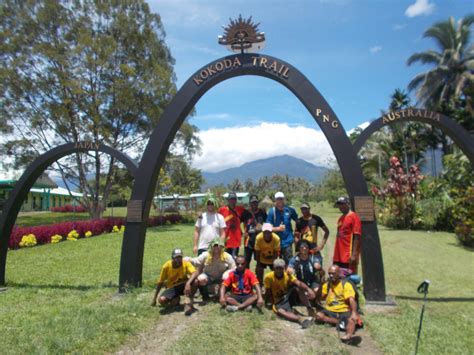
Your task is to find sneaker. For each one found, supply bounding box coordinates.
[341,336,362,346]
[225,305,239,312]
[300,317,314,329]
[338,319,346,331]
[244,305,253,312]
[184,304,195,316]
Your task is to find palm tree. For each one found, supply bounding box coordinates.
[407,15,474,109]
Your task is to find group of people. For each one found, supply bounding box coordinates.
[151,192,363,344]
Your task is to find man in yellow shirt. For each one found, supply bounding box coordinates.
[151,248,199,316]
[315,264,361,343]
[264,259,315,329]
[255,223,281,284]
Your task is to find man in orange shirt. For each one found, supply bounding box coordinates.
[333,197,362,274]
[218,192,248,258]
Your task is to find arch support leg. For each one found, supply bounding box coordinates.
[360,221,386,301]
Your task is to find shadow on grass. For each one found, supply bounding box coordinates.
[396,295,474,302]
[5,282,118,291]
[159,304,184,315]
[447,242,474,252]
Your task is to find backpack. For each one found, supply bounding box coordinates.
[293,255,321,286]
[341,278,364,328]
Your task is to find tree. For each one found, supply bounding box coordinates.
[407,15,474,113]
[159,155,203,196]
[0,0,200,218]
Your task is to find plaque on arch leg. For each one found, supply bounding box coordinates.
[354,196,375,222]
[127,200,143,223]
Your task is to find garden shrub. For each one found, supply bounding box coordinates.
[9,214,183,249]
[50,204,87,213]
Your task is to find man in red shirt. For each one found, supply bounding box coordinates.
[218,192,248,258]
[333,197,362,274]
[219,255,264,311]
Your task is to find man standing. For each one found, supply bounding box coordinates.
[315,265,361,344]
[242,194,267,269]
[266,192,298,264]
[219,192,247,258]
[219,255,264,312]
[194,195,226,255]
[264,259,315,329]
[151,248,199,316]
[333,197,362,274]
[254,223,281,284]
[295,202,329,253]
[187,238,235,299]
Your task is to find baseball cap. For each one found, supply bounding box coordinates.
[171,248,183,258]
[274,191,285,199]
[300,202,310,209]
[262,223,273,232]
[227,192,237,200]
[210,237,225,247]
[249,194,259,203]
[334,196,350,207]
[273,258,286,268]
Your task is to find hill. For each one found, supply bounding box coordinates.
[202,155,328,187]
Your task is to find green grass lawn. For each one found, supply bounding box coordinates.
[2,205,473,353]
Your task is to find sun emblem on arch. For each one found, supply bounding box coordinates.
[218,15,266,53]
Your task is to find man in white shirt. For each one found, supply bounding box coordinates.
[193,196,226,255]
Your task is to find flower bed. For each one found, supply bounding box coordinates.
[50,204,88,213]
[9,214,182,249]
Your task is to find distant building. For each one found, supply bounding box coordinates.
[0,172,83,212]
[154,192,250,211]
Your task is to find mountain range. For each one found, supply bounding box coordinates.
[202,155,329,187]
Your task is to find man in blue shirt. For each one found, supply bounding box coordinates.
[266,191,298,264]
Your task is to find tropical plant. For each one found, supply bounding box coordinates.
[407,14,474,112]
[372,156,424,229]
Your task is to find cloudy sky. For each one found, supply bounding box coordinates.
[150,0,471,172]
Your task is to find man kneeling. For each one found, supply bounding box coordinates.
[219,256,264,311]
[187,238,235,300]
[151,248,199,316]
[264,258,316,329]
[315,264,361,344]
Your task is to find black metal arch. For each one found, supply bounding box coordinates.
[119,53,386,301]
[353,110,474,166]
[0,142,138,285]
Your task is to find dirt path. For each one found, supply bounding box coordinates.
[116,303,208,354]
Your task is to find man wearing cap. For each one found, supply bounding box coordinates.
[334,197,362,274]
[254,223,281,284]
[264,258,316,329]
[219,255,264,312]
[266,192,298,264]
[315,264,361,344]
[218,192,248,258]
[242,194,267,269]
[151,248,199,316]
[194,195,226,256]
[187,238,236,299]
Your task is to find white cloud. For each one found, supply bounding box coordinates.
[393,24,407,31]
[347,121,370,135]
[149,0,222,28]
[191,122,335,172]
[369,46,382,54]
[405,0,435,18]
